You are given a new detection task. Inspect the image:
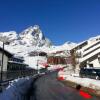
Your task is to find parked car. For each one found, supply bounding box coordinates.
[79,68,100,80]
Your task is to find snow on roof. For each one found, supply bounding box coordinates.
[73,35,100,50]
[8,61,28,65]
[0,46,13,57]
[13,55,24,60]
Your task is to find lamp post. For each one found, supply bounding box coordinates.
[37,60,38,74]
[1,42,4,81]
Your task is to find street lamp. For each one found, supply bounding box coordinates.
[0,36,9,81]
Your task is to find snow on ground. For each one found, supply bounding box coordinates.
[58,71,100,90]
[0,31,18,40]
[48,64,66,70]
[0,77,34,100]
[24,56,47,69]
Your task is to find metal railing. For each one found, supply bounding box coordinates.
[0,70,37,81]
[0,69,37,92]
[0,68,49,92]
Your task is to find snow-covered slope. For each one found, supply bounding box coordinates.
[0,25,52,54]
[0,25,76,69]
[3,25,51,47]
[0,31,18,40]
[49,41,76,53]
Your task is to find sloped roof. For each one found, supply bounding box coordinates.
[0,47,13,57]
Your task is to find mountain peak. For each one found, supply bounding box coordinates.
[19,25,52,47]
[33,25,40,31]
[20,25,40,36]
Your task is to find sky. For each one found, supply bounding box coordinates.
[0,0,100,45]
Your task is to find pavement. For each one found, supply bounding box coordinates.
[29,71,99,100]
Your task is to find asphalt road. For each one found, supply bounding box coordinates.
[28,71,99,100]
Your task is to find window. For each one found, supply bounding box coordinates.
[89,64,93,67]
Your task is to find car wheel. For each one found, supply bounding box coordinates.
[96,76,100,80]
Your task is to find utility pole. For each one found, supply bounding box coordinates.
[0,36,9,92]
[1,42,4,81]
[0,36,9,81]
[37,60,40,74]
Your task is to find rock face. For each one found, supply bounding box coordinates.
[19,25,52,47]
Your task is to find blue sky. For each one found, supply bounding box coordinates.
[0,0,100,45]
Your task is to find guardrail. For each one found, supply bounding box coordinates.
[0,70,38,92]
[0,70,37,80]
[0,68,52,92]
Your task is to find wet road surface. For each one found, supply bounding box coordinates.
[29,71,99,100]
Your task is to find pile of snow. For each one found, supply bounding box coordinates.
[0,77,34,100]
[67,75,100,90]
[48,64,66,71]
[58,71,100,90]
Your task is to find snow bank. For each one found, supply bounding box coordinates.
[0,77,34,100]
[48,64,66,71]
[58,71,100,90]
[66,75,100,90]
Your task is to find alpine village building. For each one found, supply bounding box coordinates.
[71,36,100,73]
[47,36,100,73]
[0,47,30,80]
[47,50,73,65]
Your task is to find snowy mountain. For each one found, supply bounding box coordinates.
[49,41,76,54]
[0,25,76,69]
[18,25,52,47]
[0,25,51,47]
[0,31,18,42]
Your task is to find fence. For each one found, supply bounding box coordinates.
[0,70,37,81]
[0,69,37,92]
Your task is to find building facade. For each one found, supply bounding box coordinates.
[47,50,72,65]
[71,36,100,71]
[47,56,67,65]
[7,56,28,71]
[0,48,12,72]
